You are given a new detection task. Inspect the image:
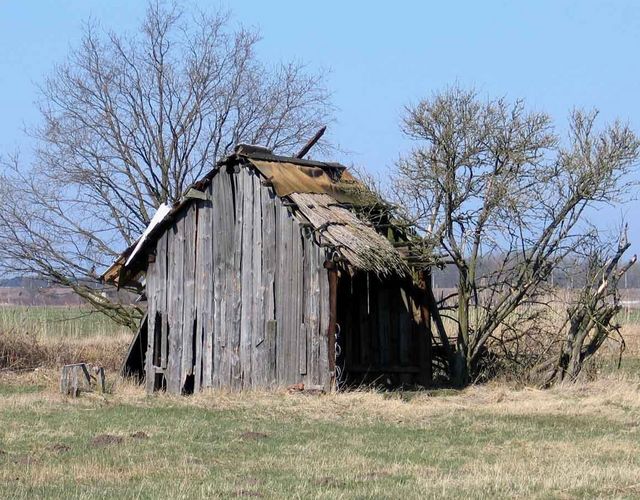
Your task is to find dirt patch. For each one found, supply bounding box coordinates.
[14,455,37,466]
[314,477,347,488]
[130,431,149,439]
[91,434,124,447]
[235,489,264,498]
[359,470,392,480]
[47,443,71,453]
[239,431,268,441]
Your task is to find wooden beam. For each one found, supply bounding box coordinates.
[295,126,326,159]
[418,270,433,385]
[324,259,338,390]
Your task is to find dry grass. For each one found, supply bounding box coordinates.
[0,329,131,372]
[0,305,132,372]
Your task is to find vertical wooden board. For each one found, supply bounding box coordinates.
[144,260,157,393]
[180,203,198,390]
[371,278,382,368]
[211,174,224,387]
[198,186,214,388]
[273,202,282,384]
[286,215,297,383]
[251,173,263,386]
[307,239,322,386]
[299,323,308,376]
[166,214,185,394]
[239,168,254,388]
[398,287,412,367]
[213,171,234,388]
[194,194,213,392]
[266,319,277,383]
[250,178,268,387]
[378,286,391,367]
[318,248,331,390]
[156,232,169,370]
[229,170,244,390]
[344,276,356,373]
[291,217,304,382]
[257,186,277,387]
[387,286,399,367]
[295,229,307,377]
[302,233,315,383]
[281,202,300,385]
[359,276,371,368]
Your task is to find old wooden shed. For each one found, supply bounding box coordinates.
[104,146,432,394]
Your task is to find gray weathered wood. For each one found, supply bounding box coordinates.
[60,363,100,397]
[318,248,331,390]
[181,203,198,391]
[157,231,169,370]
[211,173,225,387]
[230,169,244,390]
[137,161,425,393]
[145,259,157,393]
[197,187,214,389]
[166,213,186,394]
[257,187,277,386]
[303,232,320,385]
[250,176,268,386]
[240,168,254,388]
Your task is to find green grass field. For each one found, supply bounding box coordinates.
[1,306,640,498]
[1,373,640,498]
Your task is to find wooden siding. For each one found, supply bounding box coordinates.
[337,272,431,386]
[146,166,331,393]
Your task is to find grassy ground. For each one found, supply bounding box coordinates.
[1,371,640,499]
[1,306,640,498]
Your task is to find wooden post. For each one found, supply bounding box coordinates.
[324,259,338,390]
[418,269,433,385]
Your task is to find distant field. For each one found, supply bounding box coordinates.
[0,305,130,339]
[1,371,640,498]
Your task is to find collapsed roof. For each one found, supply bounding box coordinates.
[102,145,410,286]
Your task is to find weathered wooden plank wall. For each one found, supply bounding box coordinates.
[335,273,430,385]
[146,165,331,393]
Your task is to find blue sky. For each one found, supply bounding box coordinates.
[1,1,639,251]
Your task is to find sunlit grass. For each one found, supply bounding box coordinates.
[1,372,640,498]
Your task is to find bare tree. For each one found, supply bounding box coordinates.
[0,2,332,328]
[536,229,636,385]
[393,86,640,385]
